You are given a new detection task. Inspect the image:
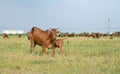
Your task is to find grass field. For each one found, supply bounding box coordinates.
[0,35,120,74]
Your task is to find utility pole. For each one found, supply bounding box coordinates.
[108,18,110,34]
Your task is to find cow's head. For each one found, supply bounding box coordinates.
[49,28,59,41]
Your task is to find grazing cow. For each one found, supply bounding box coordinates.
[18,34,22,38]
[68,33,75,37]
[110,34,113,39]
[117,32,120,37]
[102,33,109,37]
[92,33,101,39]
[28,27,58,55]
[48,38,69,55]
[3,33,9,39]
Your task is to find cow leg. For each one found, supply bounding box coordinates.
[60,46,64,55]
[42,46,46,55]
[30,40,36,54]
[30,43,34,54]
[52,47,56,56]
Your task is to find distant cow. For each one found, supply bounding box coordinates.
[92,33,101,39]
[109,34,113,39]
[3,33,9,39]
[117,32,120,37]
[102,33,109,37]
[28,27,59,55]
[18,34,22,38]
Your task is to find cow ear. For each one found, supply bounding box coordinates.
[46,29,50,34]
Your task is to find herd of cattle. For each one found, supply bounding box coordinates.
[58,32,120,39]
[2,27,120,55]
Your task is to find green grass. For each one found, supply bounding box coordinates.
[0,35,120,74]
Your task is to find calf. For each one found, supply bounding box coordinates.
[49,38,69,55]
[3,33,9,39]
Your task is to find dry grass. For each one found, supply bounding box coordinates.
[0,35,120,74]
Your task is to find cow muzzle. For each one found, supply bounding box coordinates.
[52,38,56,41]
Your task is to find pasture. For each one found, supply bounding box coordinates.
[0,35,120,74]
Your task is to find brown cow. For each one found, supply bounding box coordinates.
[92,32,101,39]
[18,34,22,38]
[48,38,69,55]
[110,34,113,39]
[3,33,9,39]
[117,32,120,37]
[28,27,58,55]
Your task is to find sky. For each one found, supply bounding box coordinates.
[0,0,120,34]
